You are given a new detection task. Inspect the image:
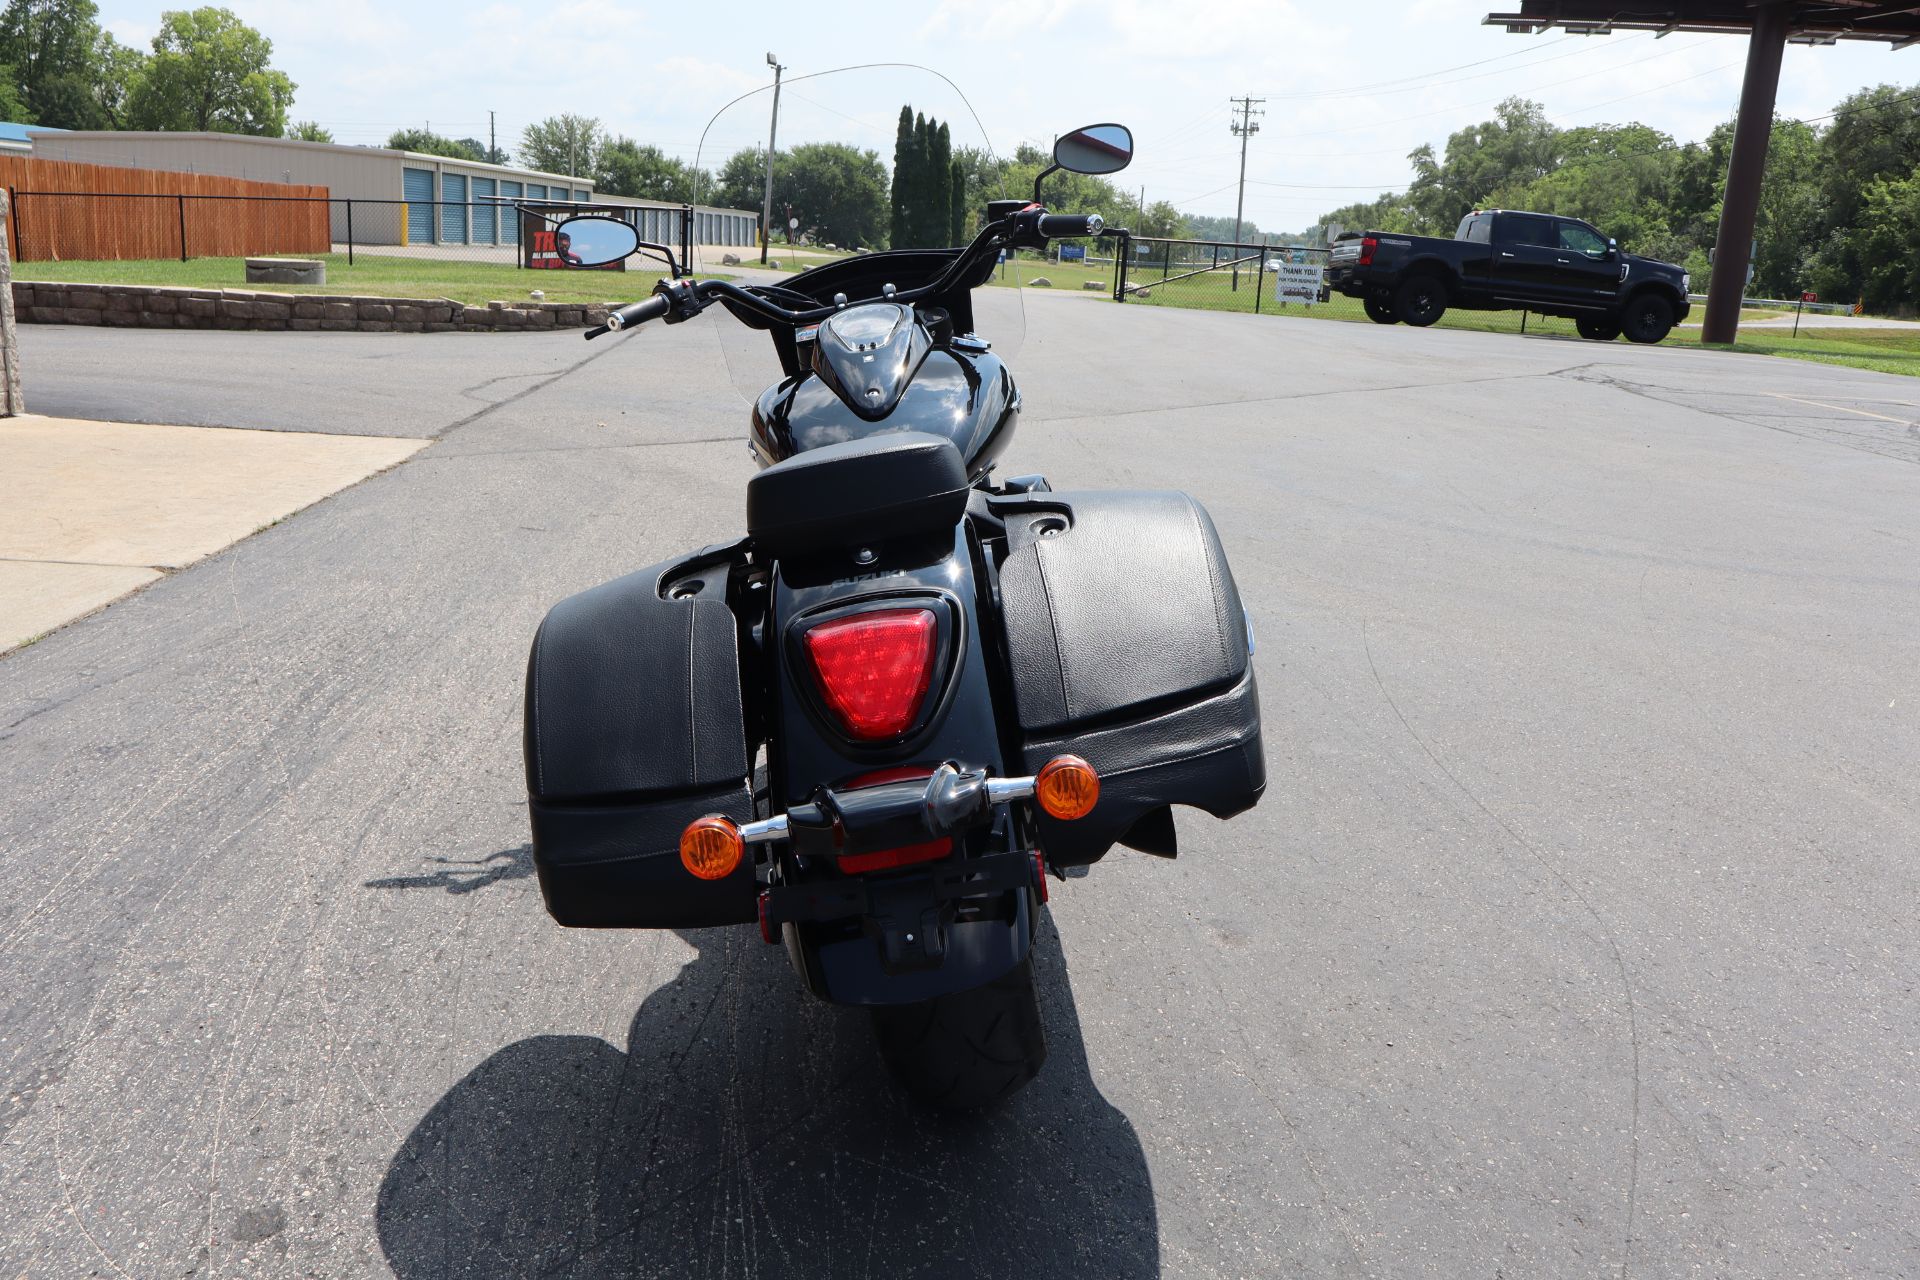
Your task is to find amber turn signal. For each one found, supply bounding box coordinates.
[680,815,745,880]
[1034,755,1100,821]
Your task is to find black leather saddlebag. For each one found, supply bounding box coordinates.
[523,546,756,927]
[995,491,1264,865]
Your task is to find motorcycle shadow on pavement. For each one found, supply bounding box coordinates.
[375,913,1161,1279]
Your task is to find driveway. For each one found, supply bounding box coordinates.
[3,300,1917,1277]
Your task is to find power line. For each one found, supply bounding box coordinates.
[1256,31,1624,101]
[1254,32,1584,98]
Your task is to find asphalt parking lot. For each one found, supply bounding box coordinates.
[5,298,1918,1278]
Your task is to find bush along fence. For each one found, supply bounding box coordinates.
[10,281,614,333]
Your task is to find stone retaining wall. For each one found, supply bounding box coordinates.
[10,282,612,334]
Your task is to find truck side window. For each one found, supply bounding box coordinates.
[1498,214,1553,247]
[1558,222,1609,258]
[1463,216,1490,244]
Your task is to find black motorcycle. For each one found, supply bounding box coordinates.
[522,124,1265,1109]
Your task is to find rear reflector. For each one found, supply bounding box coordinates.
[839,837,953,875]
[803,607,938,740]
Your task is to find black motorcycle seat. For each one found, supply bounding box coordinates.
[747,430,970,557]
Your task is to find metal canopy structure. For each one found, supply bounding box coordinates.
[1485,3,1920,46]
[1483,2,1914,343]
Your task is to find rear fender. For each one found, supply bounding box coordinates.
[767,521,1033,1005]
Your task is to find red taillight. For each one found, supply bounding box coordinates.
[1358,235,1378,266]
[803,607,938,740]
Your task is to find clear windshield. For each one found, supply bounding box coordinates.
[693,67,1026,407]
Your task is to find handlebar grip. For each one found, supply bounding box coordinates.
[605,294,673,332]
[1035,213,1104,238]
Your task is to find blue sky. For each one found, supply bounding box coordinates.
[96,1,1920,231]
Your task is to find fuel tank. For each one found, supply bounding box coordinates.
[750,343,1021,481]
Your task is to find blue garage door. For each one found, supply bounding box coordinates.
[574,188,590,202]
[499,181,522,244]
[470,176,496,244]
[527,183,547,201]
[404,167,434,243]
[440,173,468,243]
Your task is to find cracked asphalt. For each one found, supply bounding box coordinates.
[4,298,1919,1278]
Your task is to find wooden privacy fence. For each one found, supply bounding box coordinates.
[0,155,329,262]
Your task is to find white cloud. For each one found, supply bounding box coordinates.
[87,0,1920,230]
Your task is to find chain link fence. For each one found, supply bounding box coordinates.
[1107,234,1594,339]
[5,191,706,269]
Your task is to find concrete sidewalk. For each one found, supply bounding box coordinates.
[0,415,426,651]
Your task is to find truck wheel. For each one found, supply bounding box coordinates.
[1621,294,1674,344]
[1576,317,1621,341]
[1393,275,1447,327]
[871,956,1047,1110]
[1364,295,1398,325]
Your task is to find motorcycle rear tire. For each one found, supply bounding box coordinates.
[871,956,1047,1110]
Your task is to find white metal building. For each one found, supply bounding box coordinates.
[24,131,760,248]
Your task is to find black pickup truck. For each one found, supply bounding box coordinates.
[1326,209,1690,343]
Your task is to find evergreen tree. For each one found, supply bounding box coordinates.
[889,105,913,250]
[950,157,966,244]
[910,112,932,246]
[927,121,953,247]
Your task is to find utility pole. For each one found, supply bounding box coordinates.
[761,53,785,265]
[1229,95,1263,292]
[489,110,496,164]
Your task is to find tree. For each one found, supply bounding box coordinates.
[1805,83,1920,305]
[456,137,507,165]
[386,127,479,160]
[713,145,769,212]
[890,105,913,250]
[950,144,1006,229]
[519,113,600,177]
[90,27,141,126]
[713,142,887,248]
[0,64,28,121]
[778,141,888,249]
[1404,98,1561,234]
[1849,171,1920,313]
[950,156,966,243]
[124,6,293,136]
[0,0,145,129]
[926,120,953,246]
[285,119,331,143]
[595,137,702,202]
[886,108,965,248]
[917,115,940,247]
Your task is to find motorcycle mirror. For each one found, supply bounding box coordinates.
[551,215,639,268]
[1053,124,1133,176]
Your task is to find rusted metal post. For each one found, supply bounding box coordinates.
[1702,1,1788,345]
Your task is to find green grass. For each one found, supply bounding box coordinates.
[1003,259,1920,375]
[716,245,859,274]
[28,249,1917,377]
[1679,326,1920,377]
[15,253,685,306]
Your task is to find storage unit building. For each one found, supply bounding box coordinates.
[21,131,758,248]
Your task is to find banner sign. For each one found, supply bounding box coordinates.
[1273,258,1324,304]
[1059,244,1086,262]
